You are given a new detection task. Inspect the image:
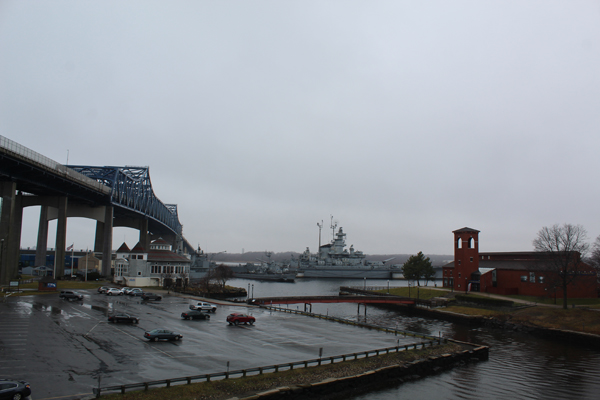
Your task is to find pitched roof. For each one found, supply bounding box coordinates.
[151,237,169,245]
[130,241,146,253]
[147,250,190,263]
[453,227,480,233]
[116,242,131,253]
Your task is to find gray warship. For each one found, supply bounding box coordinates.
[295,223,401,279]
[232,252,296,282]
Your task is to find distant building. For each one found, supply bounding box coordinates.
[114,238,191,287]
[442,227,599,298]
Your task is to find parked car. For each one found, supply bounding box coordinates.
[59,290,83,301]
[226,313,255,325]
[143,329,182,341]
[128,288,144,296]
[0,378,31,400]
[108,314,139,324]
[122,288,133,295]
[189,302,217,312]
[141,293,162,301]
[181,310,211,320]
[105,288,123,296]
[97,286,109,293]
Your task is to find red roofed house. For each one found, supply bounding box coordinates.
[114,238,190,287]
[442,227,599,299]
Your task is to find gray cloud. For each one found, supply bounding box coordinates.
[3,1,600,255]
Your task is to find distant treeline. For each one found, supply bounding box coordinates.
[211,251,453,267]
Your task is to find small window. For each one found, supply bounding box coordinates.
[470,257,473,262]
[538,276,545,283]
[521,275,527,282]
[530,272,535,283]
[138,271,141,276]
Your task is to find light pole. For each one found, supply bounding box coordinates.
[387,279,390,294]
[363,277,366,290]
[251,284,254,299]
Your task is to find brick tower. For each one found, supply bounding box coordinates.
[452,227,480,291]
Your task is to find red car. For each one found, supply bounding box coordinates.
[226,313,255,326]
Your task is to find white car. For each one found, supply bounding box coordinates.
[189,302,217,312]
[106,288,124,296]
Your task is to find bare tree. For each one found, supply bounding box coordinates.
[213,264,234,290]
[533,224,590,309]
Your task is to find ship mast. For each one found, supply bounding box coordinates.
[317,220,323,249]
[330,215,337,241]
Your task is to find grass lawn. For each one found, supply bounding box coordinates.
[442,304,600,335]
[4,279,109,296]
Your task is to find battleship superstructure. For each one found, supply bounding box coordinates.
[296,225,401,279]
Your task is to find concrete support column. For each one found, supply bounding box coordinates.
[139,218,149,251]
[35,205,49,267]
[54,197,68,279]
[9,192,23,276]
[0,182,20,285]
[94,221,104,253]
[101,206,113,276]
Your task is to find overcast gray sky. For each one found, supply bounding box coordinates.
[2,1,600,256]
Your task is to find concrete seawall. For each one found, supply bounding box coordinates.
[229,343,489,400]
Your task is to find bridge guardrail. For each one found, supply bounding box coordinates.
[93,339,443,397]
[0,135,111,194]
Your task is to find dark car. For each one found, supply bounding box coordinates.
[181,310,211,320]
[59,290,83,301]
[0,379,31,400]
[108,314,139,324]
[143,329,182,341]
[128,288,144,296]
[141,293,162,301]
[226,313,255,325]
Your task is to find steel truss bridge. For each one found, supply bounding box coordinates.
[66,165,182,236]
[0,135,194,283]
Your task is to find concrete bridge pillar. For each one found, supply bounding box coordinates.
[139,218,149,251]
[54,197,68,279]
[0,182,22,285]
[101,206,113,276]
[35,205,49,267]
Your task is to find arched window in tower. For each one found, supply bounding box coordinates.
[457,238,462,249]
[468,237,473,248]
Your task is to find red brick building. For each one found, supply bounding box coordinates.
[442,227,599,298]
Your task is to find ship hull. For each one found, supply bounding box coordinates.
[234,273,295,282]
[298,268,399,279]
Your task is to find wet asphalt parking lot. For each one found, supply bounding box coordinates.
[0,289,422,400]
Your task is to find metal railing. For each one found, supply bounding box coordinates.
[93,339,443,397]
[262,305,438,340]
[0,135,110,194]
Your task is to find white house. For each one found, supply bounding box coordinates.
[114,238,191,287]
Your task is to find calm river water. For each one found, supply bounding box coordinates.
[229,278,600,400]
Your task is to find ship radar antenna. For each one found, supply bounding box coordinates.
[330,215,338,241]
[317,220,323,249]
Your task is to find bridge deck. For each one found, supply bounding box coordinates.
[252,295,415,305]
